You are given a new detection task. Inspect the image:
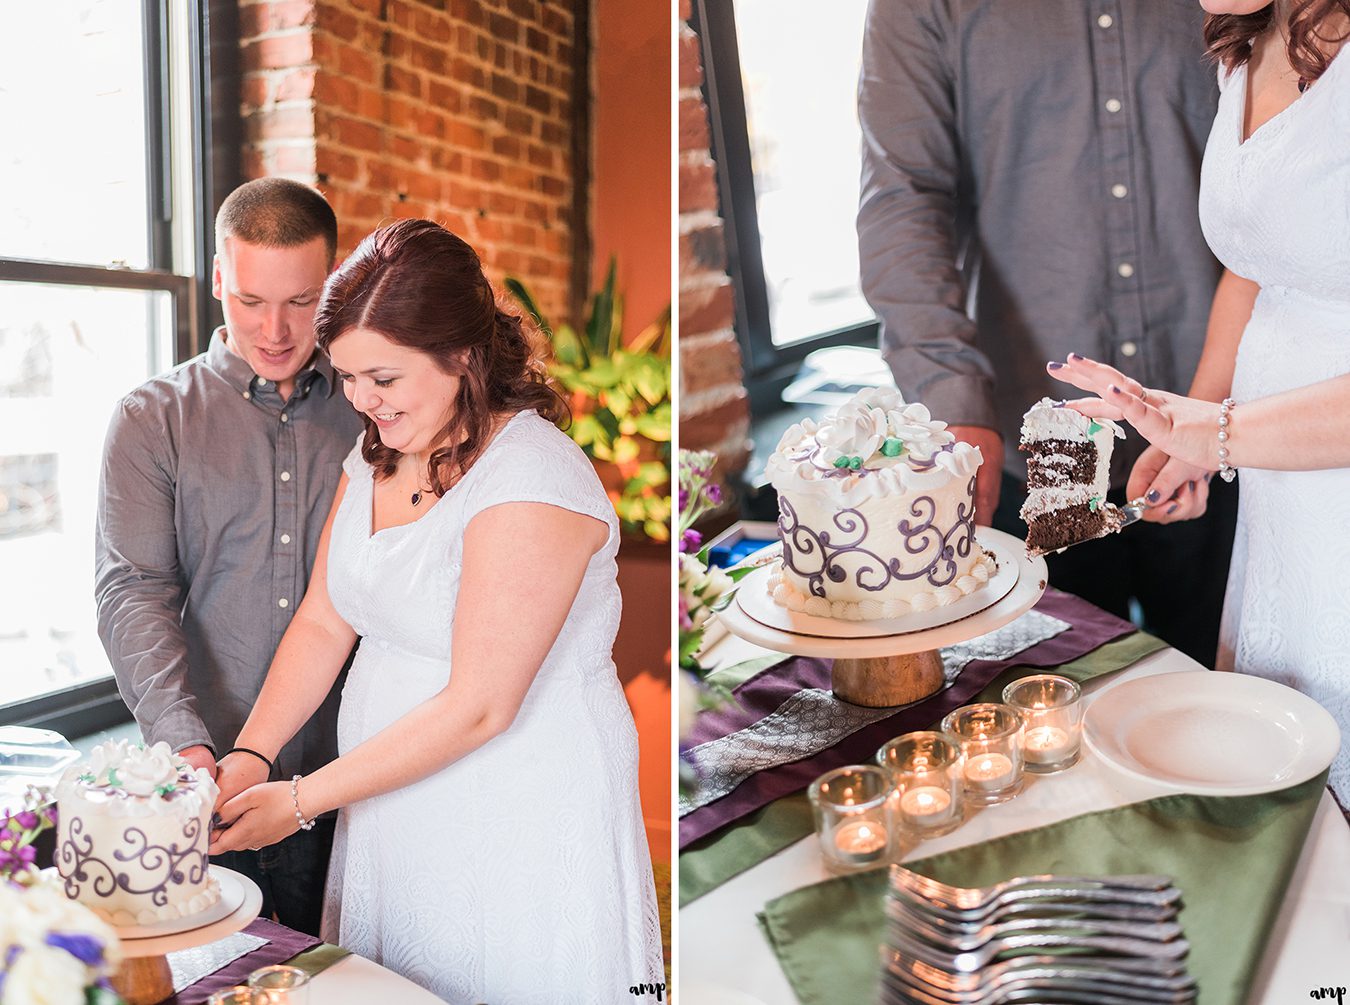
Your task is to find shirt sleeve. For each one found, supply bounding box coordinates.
[93,396,212,754]
[857,0,998,431]
[341,433,368,480]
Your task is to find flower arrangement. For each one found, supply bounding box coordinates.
[0,794,123,1005]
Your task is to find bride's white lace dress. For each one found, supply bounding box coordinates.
[1200,54,1350,800]
[321,409,663,1002]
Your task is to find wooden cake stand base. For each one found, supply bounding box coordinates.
[111,867,263,1005]
[718,528,1048,708]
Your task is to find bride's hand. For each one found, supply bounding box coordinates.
[207,781,299,855]
[1127,445,1211,524]
[1046,354,1224,473]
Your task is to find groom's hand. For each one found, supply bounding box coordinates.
[178,744,217,779]
[214,753,270,813]
[1127,445,1210,524]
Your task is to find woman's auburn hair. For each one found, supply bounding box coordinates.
[314,218,567,496]
[1204,1,1350,82]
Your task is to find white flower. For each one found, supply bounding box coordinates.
[85,739,180,795]
[3,944,88,1005]
[815,399,889,467]
[809,387,957,467]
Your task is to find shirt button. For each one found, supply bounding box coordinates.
[280,471,292,482]
[1117,262,1135,278]
[278,598,289,609]
[1111,183,1129,199]
[280,413,289,423]
[1097,13,1113,28]
[242,391,251,400]
[1105,98,1122,114]
[257,379,268,388]
[1120,341,1138,358]
[280,533,292,545]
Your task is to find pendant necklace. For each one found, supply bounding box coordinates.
[411,489,423,506]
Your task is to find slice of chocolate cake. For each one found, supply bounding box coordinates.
[1019,398,1126,557]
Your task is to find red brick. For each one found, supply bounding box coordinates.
[679,330,744,398]
[678,27,703,91]
[449,120,487,150]
[329,114,382,150]
[320,149,360,182]
[679,279,735,337]
[679,93,710,152]
[411,41,448,76]
[387,65,424,98]
[241,74,271,110]
[488,12,520,42]
[240,0,316,37]
[247,104,316,142]
[273,143,318,176]
[678,393,751,459]
[679,219,727,276]
[678,156,719,215]
[450,57,487,90]
[245,31,314,70]
[334,42,379,84]
[324,8,361,42]
[277,66,318,102]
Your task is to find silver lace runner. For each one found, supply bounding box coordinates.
[169,932,268,992]
[678,610,1069,815]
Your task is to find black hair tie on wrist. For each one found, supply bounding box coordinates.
[224,746,275,774]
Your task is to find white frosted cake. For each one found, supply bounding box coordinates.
[765,387,995,620]
[1019,398,1126,557]
[54,740,220,926]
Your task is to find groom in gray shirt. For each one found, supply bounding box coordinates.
[858,0,1237,664]
[95,178,361,934]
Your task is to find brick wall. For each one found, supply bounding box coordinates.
[677,3,750,475]
[238,0,580,324]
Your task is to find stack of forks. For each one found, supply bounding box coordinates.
[879,865,1197,1004]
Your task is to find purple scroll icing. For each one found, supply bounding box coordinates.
[778,476,977,598]
[57,814,209,908]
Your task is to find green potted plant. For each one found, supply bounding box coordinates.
[506,259,672,541]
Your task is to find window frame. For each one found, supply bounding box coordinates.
[691,0,879,416]
[0,0,226,738]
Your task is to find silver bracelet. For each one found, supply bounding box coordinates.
[290,774,316,831]
[1218,398,1237,482]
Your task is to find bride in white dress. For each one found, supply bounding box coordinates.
[208,219,663,1001]
[1049,0,1350,805]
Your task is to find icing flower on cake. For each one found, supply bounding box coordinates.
[84,740,182,797]
[812,387,957,468]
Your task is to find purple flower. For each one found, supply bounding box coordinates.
[14,845,35,866]
[680,529,702,554]
[14,811,38,831]
[679,594,693,632]
[46,932,105,967]
[704,483,723,505]
[678,487,689,510]
[0,849,13,873]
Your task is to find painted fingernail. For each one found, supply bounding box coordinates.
[1110,384,1123,394]
[1204,472,1213,483]
[1047,361,1064,370]
[1146,489,1161,503]
[1166,503,1178,515]
[1188,480,1196,492]
[1068,352,1083,361]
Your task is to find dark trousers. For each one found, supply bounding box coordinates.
[212,816,335,937]
[993,473,1239,667]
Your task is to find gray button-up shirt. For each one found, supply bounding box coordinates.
[95,329,363,782]
[858,0,1222,484]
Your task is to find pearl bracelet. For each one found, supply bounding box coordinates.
[291,774,316,832]
[1218,398,1237,483]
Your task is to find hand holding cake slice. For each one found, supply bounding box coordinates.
[1019,397,1127,557]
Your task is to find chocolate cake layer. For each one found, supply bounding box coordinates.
[1025,501,1110,556]
[1023,439,1098,489]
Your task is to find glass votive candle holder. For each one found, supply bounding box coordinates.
[206,989,269,1005]
[941,703,1025,805]
[807,764,896,872]
[1003,674,1084,774]
[876,731,964,838]
[248,965,311,1004]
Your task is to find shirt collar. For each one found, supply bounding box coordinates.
[205,327,338,399]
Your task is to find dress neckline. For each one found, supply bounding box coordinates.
[366,409,533,539]
[1236,45,1344,147]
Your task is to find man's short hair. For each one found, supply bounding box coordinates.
[215,178,338,266]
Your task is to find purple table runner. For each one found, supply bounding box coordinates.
[164,919,322,1004]
[679,589,1135,849]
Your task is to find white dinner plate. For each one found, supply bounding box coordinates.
[735,527,1020,640]
[1084,671,1341,795]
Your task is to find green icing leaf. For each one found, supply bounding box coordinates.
[106,769,120,787]
[155,783,177,797]
[880,437,905,457]
[832,455,852,469]
[1088,496,1101,512]
[1087,420,1103,436]
[848,456,863,470]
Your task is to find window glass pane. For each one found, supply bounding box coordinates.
[0,284,174,707]
[733,0,875,346]
[0,2,151,268]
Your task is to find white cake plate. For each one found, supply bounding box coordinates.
[112,866,263,1004]
[717,527,1048,707]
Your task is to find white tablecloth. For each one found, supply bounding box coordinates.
[681,638,1350,1004]
[309,954,445,1002]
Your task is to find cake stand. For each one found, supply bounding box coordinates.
[717,527,1048,707]
[110,866,263,1005]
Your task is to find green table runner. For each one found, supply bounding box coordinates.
[680,631,1167,905]
[758,772,1327,1005]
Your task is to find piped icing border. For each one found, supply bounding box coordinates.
[768,549,996,622]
